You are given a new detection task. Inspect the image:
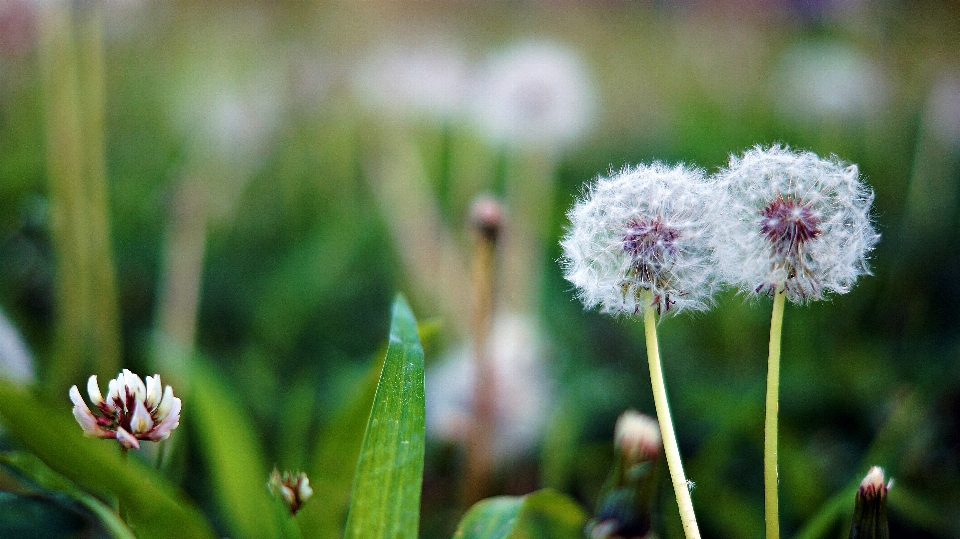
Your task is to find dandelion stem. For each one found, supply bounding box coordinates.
[641,291,700,539]
[765,284,787,539]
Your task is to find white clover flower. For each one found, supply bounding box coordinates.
[714,145,879,302]
[560,163,720,316]
[267,469,313,516]
[69,369,181,450]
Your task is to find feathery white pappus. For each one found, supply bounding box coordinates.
[560,162,721,316]
[714,145,879,303]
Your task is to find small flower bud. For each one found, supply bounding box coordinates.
[615,410,662,465]
[470,195,505,243]
[268,469,313,516]
[849,466,891,539]
[586,411,661,539]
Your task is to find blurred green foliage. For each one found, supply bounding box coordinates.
[1,1,959,538]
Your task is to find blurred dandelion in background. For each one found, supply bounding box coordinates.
[468,40,596,152]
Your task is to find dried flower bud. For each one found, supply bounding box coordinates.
[69,370,181,450]
[849,466,891,539]
[268,469,313,516]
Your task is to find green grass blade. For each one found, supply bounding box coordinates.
[452,489,588,539]
[189,357,278,539]
[298,350,385,539]
[342,294,425,539]
[0,380,216,539]
[0,451,137,539]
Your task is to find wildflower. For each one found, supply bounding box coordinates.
[849,466,891,539]
[468,40,596,150]
[268,468,313,516]
[715,145,879,302]
[561,163,719,315]
[69,369,181,450]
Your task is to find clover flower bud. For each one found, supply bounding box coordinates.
[268,468,313,516]
[715,145,879,302]
[849,466,891,539]
[561,162,720,316]
[69,369,181,450]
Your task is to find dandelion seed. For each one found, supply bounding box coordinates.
[69,370,181,450]
[560,162,720,316]
[715,144,879,302]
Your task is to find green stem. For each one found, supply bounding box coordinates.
[765,285,787,539]
[641,292,700,539]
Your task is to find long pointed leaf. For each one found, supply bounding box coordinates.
[189,357,278,539]
[343,295,425,539]
[0,380,216,539]
[298,350,385,539]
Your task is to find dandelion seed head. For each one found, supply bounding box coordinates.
[715,144,879,302]
[561,162,720,316]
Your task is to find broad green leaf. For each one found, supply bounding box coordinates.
[343,295,425,539]
[452,489,588,539]
[0,451,136,539]
[189,357,277,539]
[0,380,216,539]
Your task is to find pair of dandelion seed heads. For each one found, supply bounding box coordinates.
[561,145,879,315]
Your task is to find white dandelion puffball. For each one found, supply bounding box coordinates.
[353,39,469,122]
[468,40,596,150]
[715,145,879,302]
[561,163,720,316]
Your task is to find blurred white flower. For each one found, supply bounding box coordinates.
[714,145,878,302]
[69,369,181,450]
[561,162,719,316]
[925,73,960,150]
[353,39,469,122]
[0,308,34,385]
[425,313,552,463]
[775,42,888,124]
[267,468,313,516]
[468,40,596,150]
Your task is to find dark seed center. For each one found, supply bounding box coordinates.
[759,195,820,257]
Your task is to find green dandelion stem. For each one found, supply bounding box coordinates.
[641,291,701,539]
[765,283,787,539]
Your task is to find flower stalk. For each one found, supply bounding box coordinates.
[764,284,787,539]
[641,291,700,539]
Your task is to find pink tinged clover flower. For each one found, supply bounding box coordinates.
[715,145,879,302]
[561,163,720,316]
[69,369,181,450]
